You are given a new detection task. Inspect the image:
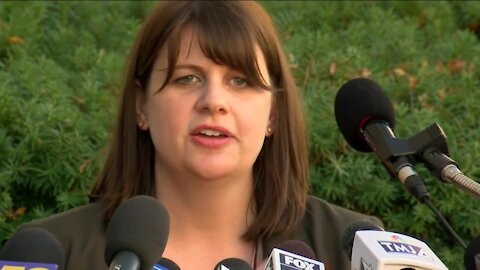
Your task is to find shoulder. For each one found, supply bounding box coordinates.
[19,202,108,270]
[262,196,382,269]
[22,202,106,236]
[301,195,383,244]
[304,195,382,228]
[300,196,383,269]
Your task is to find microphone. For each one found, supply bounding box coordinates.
[0,227,65,270]
[264,240,325,270]
[153,257,180,270]
[335,78,469,249]
[334,77,429,202]
[105,195,170,270]
[214,258,251,270]
[464,236,480,270]
[422,147,480,198]
[341,220,448,270]
[340,220,385,260]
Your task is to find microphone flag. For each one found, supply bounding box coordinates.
[264,248,325,270]
[0,260,58,270]
[352,231,448,270]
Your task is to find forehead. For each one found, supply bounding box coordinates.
[164,25,266,65]
[151,23,271,88]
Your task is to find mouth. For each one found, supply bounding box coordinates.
[191,125,234,138]
[196,129,228,137]
[191,126,234,148]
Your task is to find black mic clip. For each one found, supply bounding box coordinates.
[363,121,450,171]
[362,122,452,202]
[407,123,480,199]
[367,121,480,199]
[407,122,452,174]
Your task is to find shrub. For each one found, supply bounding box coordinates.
[1,2,479,268]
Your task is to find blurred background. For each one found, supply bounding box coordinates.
[1,1,479,268]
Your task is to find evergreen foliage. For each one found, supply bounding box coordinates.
[1,1,479,268]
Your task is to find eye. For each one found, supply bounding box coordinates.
[229,77,249,87]
[175,75,201,85]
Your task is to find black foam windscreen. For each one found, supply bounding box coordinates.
[214,258,252,270]
[464,235,480,270]
[275,240,316,260]
[340,219,384,260]
[157,257,180,270]
[0,227,65,269]
[105,195,170,270]
[334,78,395,152]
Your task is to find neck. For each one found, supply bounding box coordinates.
[155,167,257,269]
[156,169,255,232]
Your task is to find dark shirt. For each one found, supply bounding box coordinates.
[21,196,382,270]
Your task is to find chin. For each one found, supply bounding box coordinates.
[189,162,243,180]
[185,154,255,180]
[193,168,233,180]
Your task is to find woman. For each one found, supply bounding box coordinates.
[22,2,381,269]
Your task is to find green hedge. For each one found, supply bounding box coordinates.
[1,2,479,268]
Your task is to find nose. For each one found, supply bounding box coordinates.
[195,78,230,115]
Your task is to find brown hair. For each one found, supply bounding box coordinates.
[90,1,309,240]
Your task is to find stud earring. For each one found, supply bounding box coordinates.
[266,127,272,135]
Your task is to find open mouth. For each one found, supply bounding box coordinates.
[197,129,228,137]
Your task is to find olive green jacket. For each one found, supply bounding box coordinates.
[22,196,381,270]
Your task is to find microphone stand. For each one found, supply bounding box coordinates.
[408,123,480,199]
[378,123,474,249]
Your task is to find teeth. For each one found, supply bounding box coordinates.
[199,129,223,137]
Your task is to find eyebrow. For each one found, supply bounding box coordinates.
[153,64,204,73]
[174,64,204,72]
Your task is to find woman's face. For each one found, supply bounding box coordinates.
[137,25,273,181]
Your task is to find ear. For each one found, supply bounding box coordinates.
[266,99,277,137]
[135,80,149,130]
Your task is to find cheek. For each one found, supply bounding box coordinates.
[240,99,271,137]
[145,97,187,144]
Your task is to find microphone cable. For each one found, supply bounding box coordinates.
[422,197,467,249]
